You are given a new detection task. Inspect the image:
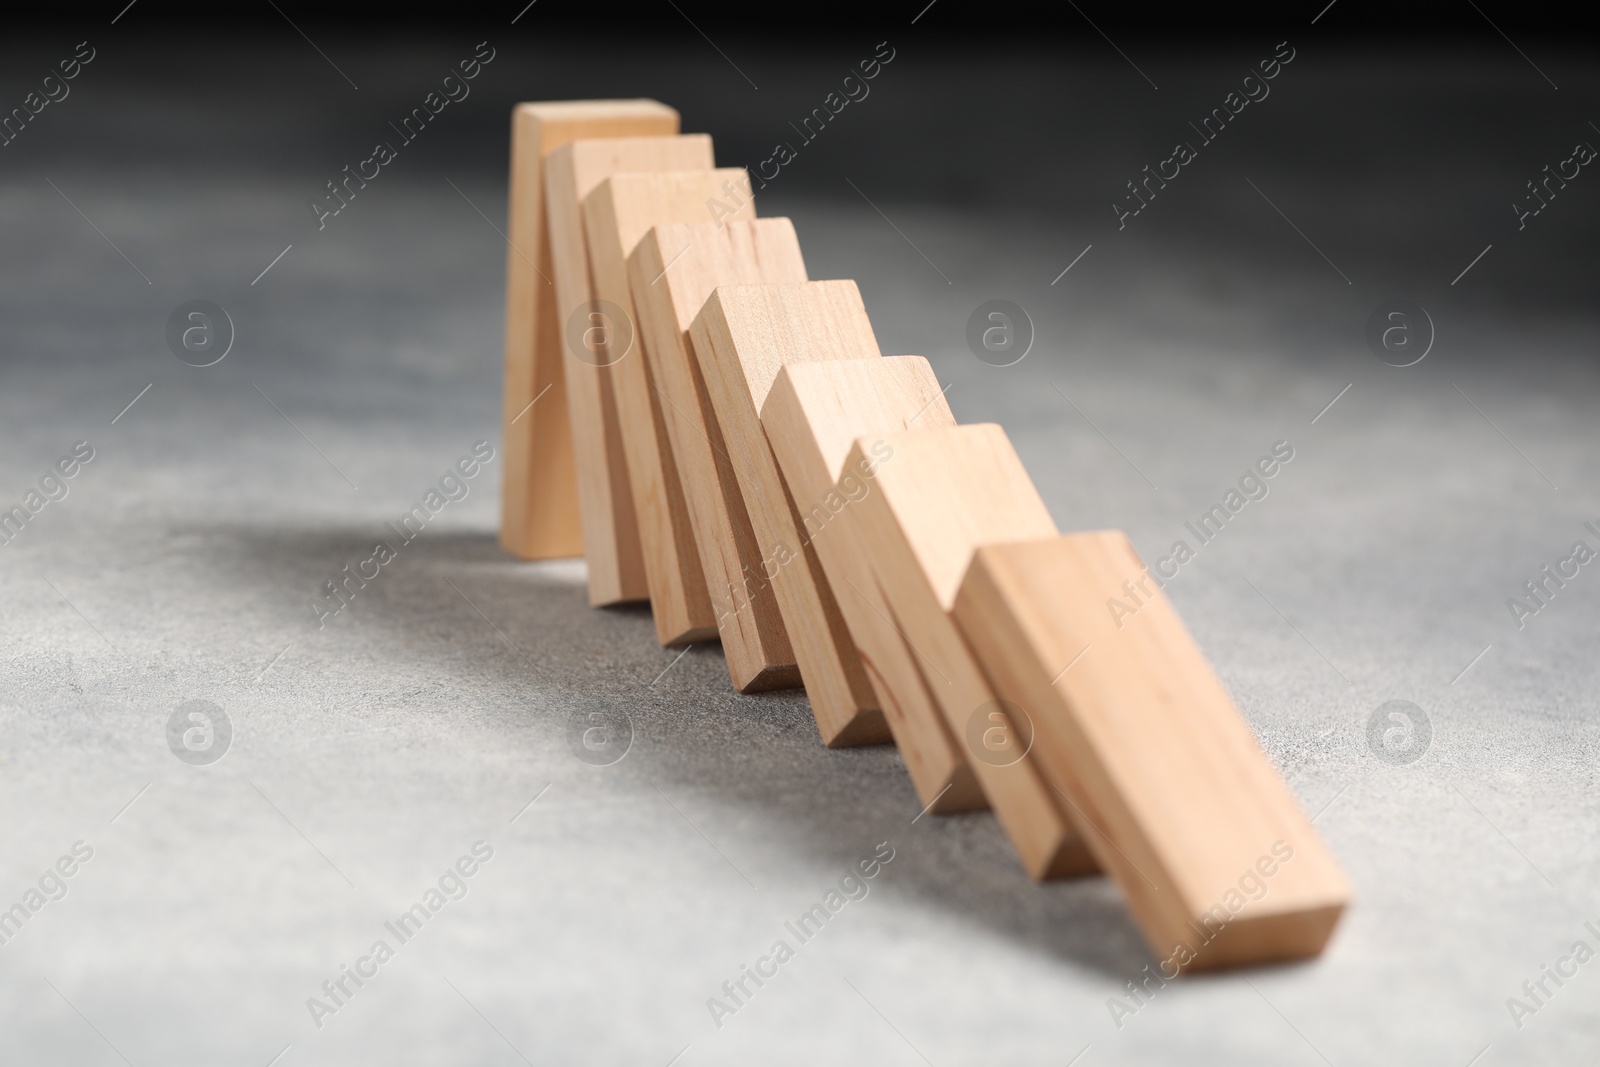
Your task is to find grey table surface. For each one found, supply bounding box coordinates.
[2,32,1598,1067]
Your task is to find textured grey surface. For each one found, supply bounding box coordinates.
[2,34,1599,1067]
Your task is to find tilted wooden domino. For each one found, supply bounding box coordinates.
[843,425,1097,879]
[761,358,985,814]
[544,134,715,606]
[628,220,808,692]
[689,283,884,746]
[581,171,762,646]
[954,533,1350,967]
[500,100,679,563]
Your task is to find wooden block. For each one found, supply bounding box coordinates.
[843,425,1097,879]
[761,358,985,813]
[628,220,808,691]
[545,133,715,606]
[954,533,1350,968]
[500,100,679,563]
[580,171,759,646]
[689,283,885,746]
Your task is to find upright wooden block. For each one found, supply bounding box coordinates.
[843,425,1096,879]
[954,533,1350,968]
[629,220,808,691]
[545,134,715,606]
[500,100,679,563]
[761,358,984,813]
[689,283,884,746]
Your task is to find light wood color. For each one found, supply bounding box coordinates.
[628,219,807,690]
[582,171,757,645]
[500,100,678,563]
[954,533,1350,968]
[843,425,1097,879]
[761,358,985,813]
[545,134,715,606]
[689,283,885,746]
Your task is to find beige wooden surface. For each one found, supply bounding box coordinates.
[761,358,985,813]
[955,533,1351,967]
[843,425,1098,879]
[582,170,757,645]
[628,220,808,690]
[499,100,678,563]
[544,133,713,605]
[689,282,884,746]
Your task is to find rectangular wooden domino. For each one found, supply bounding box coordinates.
[843,425,1097,879]
[761,358,985,813]
[500,100,679,563]
[628,220,808,691]
[581,171,761,646]
[545,134,715,606]
[689,283,884,746]
[954,533,1351,967]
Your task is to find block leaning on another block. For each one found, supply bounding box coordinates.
[582,170,760,646]
[500,100,679,562]
[690,282,884,747]
[762,358,985,813]
[545,133,716,607]
[954,533,1350,968]
[629,220,808,692]
[843,425,1097,879]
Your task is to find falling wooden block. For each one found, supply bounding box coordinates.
[545,133,715,606]
[581,171,759,646]
[500,100,679,563]
[843,425,1097,879]
[690,282,884,747]
[629,219,807,691]
[761,357,984,813]
[954,533,1350,967]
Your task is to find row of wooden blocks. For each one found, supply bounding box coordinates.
[498,99,1349,970]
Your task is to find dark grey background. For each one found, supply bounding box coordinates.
[2,7,1597,1066]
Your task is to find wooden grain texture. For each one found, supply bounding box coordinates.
[954,533,1350,968]
[628,219,807,691]
[545,133,714,606]
[689,283,885,746]
[843,425,1097,879]
[500,100,678,563]
[761,358,985,813]
[582,171,757,645]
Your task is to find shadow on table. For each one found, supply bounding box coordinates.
[172,518,1325,985]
